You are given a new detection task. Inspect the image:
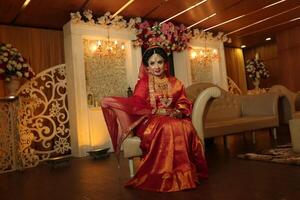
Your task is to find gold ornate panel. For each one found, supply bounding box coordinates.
[0,98,20,173]
[227,76,242,95]
[83,39,128,104]
[16,64,71,169]
[189,47,219,84]
[190,59,213,84]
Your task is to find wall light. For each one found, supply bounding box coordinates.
[265,37,271,41]
[241,45,246,48]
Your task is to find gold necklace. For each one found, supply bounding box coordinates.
[149,75,172,113]
[153,76,168,94]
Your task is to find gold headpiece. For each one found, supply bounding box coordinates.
[143,45,162,56]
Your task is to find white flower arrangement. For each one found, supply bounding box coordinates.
[245,53,270,81]
[0,43,35,82]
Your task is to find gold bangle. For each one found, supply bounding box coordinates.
[156,108,167,115]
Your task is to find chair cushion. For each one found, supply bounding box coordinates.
[123,136,143,158]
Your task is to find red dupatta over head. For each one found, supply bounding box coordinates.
[138,45,171,80]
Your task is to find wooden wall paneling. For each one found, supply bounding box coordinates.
[276,25,300,91]
[224,47,247,94]
[0,25,64,97]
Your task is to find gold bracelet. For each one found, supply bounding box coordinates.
[156,108,168,115]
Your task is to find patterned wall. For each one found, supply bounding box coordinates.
[83,39,128,105]
[190,60,213,84]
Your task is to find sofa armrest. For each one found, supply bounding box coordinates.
[240,93,279,117]
[269,85,296,113]
[191,87,221,146]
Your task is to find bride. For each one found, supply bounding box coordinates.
[101,46,208,192]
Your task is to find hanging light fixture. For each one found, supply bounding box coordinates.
[89,28,125,57]
[190,47,219,64]
[189,35,219,64]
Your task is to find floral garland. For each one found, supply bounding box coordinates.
[191,29,231,43]
[0,43,35,82]
[70,10,231,54]
[70,10,141,29]
[245,53,270,81]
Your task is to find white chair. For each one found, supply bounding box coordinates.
[122,86,221,177]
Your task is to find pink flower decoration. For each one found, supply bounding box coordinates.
[133,20,191,55]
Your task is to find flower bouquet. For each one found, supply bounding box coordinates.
[245,53,270,88]
[132,21,191,55]
[0,43,35,82]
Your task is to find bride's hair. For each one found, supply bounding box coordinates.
[142,46,168,66]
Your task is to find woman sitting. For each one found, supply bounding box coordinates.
[101,46,208,192]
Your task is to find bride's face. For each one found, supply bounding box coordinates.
[147,53,165,77]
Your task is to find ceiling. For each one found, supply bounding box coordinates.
[1,0,300,48]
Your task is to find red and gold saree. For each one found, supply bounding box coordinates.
[101,63,208,192]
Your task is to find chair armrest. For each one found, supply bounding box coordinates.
[240,93,279,117]
[191,87,221,145]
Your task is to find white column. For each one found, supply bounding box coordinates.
[173,50,192,87]
[63,22,141,157]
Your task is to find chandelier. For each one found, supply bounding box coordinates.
[91,40,125,56]
[88,29,125,57]
[189,33,219,64]
[190,47,219,64]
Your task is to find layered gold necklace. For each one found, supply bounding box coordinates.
[153,76,169,94]
[149,75,172,113]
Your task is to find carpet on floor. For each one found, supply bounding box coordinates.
[238,144,300,165]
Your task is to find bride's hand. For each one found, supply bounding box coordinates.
[169,109,182,118]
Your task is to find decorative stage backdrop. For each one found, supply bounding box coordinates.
[63,11,229,157]
[1,10,230,173]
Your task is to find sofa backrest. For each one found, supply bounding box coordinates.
[186,82,216,102]
[240,93,278,117]
[204,89,241,122]
[186,82,241,122]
